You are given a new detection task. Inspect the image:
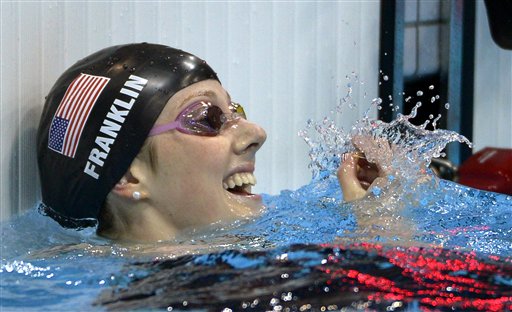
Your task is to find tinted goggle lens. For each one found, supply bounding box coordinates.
[229,102,246,119]
[148,101,246,137]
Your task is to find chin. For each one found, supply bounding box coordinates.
[223,191,264,217]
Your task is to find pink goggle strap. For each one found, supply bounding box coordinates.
[148,121,181,136]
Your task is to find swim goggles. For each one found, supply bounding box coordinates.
[148,101,246,137]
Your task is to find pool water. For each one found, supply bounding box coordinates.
[1,173,511,311]
[97,243,511,311]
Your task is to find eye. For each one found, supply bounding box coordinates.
[185,102,229,134]
[179,102,220,135]
[204,105,224,131]
[188,102,223,130]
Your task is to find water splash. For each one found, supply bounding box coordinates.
[298,75,477,244]
[299,77,471,183]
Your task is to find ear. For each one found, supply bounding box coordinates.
[110,159,149,202]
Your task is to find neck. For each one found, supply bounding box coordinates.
[97,201,178,242]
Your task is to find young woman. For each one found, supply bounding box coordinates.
[37,43,378,242]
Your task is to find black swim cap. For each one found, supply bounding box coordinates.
[37,43,219,228]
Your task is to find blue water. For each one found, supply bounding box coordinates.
[1,172,511,310]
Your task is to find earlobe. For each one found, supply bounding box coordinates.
[132,191,141,200]
[111,169,148,201]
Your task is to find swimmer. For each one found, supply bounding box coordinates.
[37,43,380,242]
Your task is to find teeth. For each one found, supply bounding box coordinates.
[241,173,249,185]
[228,179,236,189]
[234,174,243,186]
[223,172,256,190]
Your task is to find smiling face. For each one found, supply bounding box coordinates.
[140,79,267,231]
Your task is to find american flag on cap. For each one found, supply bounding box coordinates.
[48,73,110,158]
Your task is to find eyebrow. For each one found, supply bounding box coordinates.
[177,89,232,110]
[177,90,217,110]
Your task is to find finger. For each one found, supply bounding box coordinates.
[338,153,367,201]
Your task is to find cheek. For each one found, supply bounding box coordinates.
[155,140,231,223]
[155,136,229,186]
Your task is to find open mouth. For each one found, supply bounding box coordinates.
[223,172,256,196]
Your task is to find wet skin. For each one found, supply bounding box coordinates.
[147,80,267,227]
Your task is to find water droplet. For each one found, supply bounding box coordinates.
[383,75,389,81]
[405,96,412,102]
[409,102,422,118]
[372,186,382,197]
[431,97,436,103]
[429,114,434,119]
[416,91,423,96]
[429,85,434,90]
[432,114,442,129]
[445,103,450,109]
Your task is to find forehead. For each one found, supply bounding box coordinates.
[174,79,227,104]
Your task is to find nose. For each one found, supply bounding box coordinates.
[231,118,267,155]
